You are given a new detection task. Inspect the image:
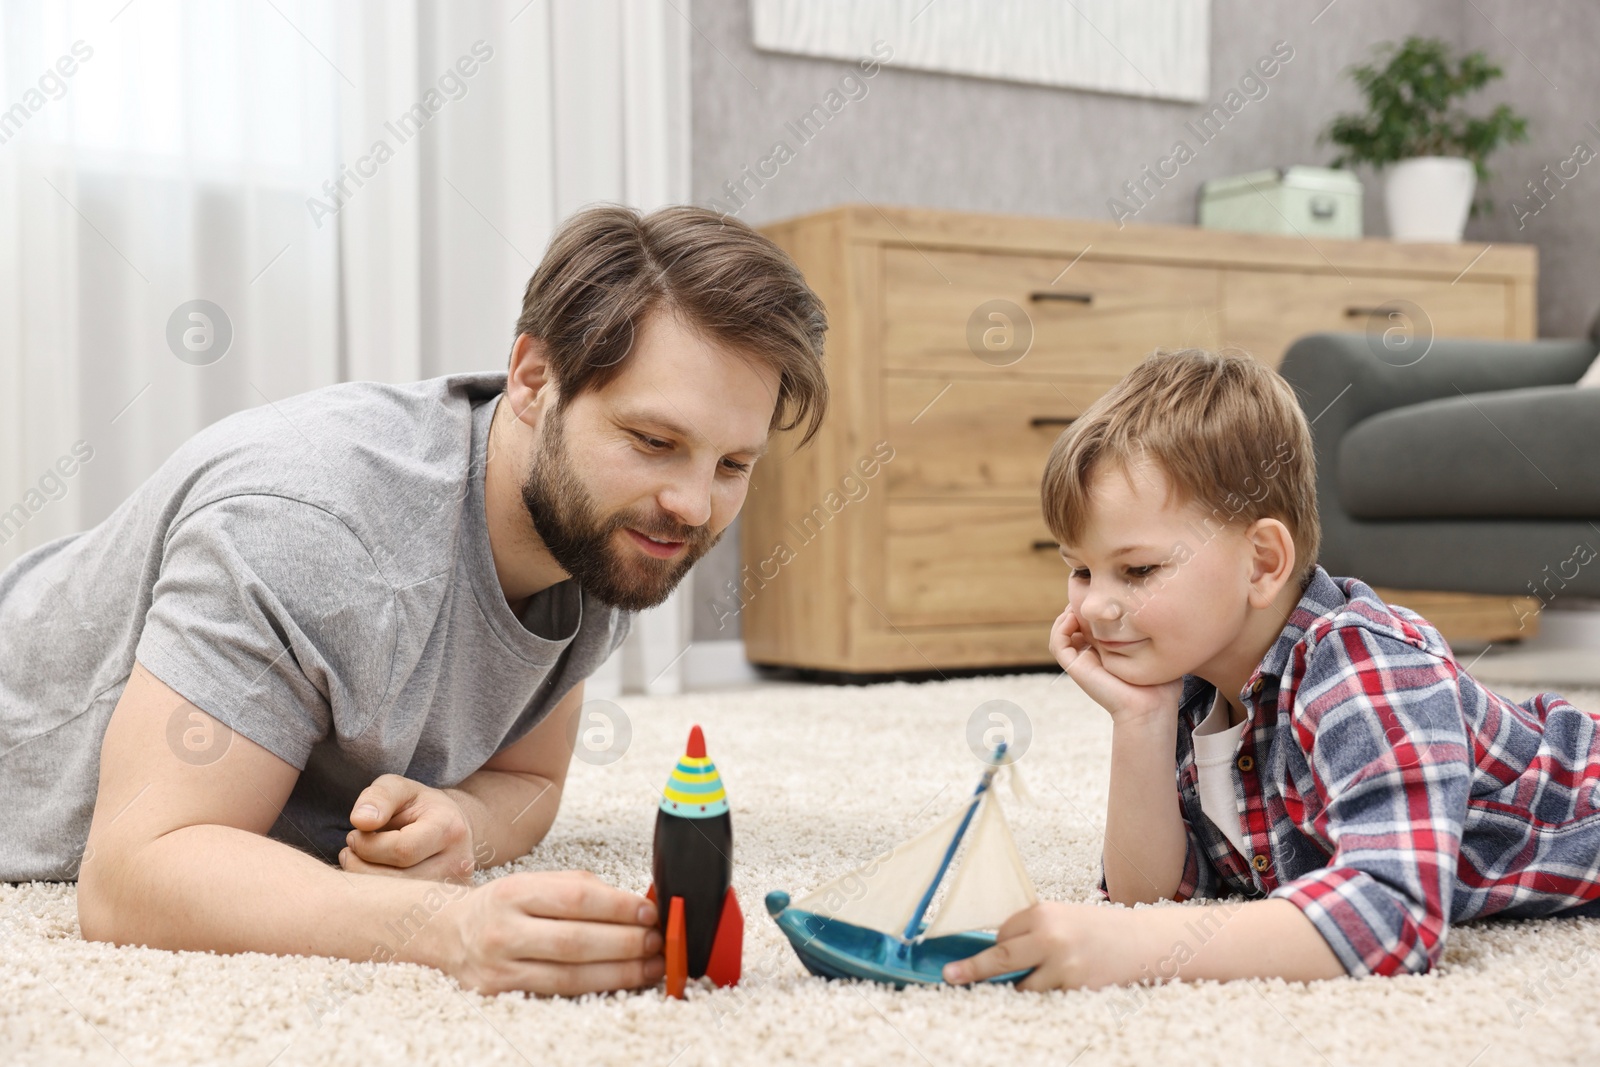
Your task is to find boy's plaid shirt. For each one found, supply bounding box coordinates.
[1096,563,1600,977]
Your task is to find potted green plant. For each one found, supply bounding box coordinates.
[1321,36,1529,242]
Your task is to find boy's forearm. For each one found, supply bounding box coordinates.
[445,769,562,871]
[1103,712,1187,904]
[81,823,466,968]
[1128,898,1347,983]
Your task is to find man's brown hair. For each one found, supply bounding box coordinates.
[1039,348,1321,590]
[513,204,829,448]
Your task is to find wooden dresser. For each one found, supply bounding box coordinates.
[740,204,1539,675]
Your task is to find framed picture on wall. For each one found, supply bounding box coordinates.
[749,0,1211,103]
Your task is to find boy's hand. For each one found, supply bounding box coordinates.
[341,774,477,885]
[942,901,1139,991]
[1050,605,1181,725]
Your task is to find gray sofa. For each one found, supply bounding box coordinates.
[1275,333,1600,600]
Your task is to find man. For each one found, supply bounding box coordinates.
[0,204,828,997]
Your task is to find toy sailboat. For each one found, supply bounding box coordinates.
[765,744,1038,987]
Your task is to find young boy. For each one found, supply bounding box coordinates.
[944,348,1600,991]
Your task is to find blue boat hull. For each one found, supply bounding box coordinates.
[767,895,1032,988]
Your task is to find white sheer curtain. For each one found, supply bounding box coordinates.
[0,0,343,555]
[0,0,692,695]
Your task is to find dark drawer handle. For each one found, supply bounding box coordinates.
[1029,416,1076,428]
[1029,291,1093,304]
[1344,305,1395,318]
[1031,540,1060,551]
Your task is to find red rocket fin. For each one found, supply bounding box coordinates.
[645,883,657,906]
[704,886,743,988]
[664,896,688,999]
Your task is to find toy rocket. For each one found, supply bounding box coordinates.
[646,724,742,998]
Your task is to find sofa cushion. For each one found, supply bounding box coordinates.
[1338,384,1600,519]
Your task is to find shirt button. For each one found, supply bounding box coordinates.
[1251,678,1265,694]
[1237,754,1254,772]
[1252,854,1270,871]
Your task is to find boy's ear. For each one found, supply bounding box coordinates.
[1246,518,1296,608]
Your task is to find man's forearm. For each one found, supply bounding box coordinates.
[1127,898,1347,984]
[445,769,562,871]
[80,823,466,970]
[1103,712,1187,904]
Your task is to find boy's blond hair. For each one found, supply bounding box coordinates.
[1039,348,1321,591]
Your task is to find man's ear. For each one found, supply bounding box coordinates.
[507,333,555,426]
[1246,518,1296,609]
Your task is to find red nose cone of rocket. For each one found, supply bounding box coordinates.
[686,724,706,759]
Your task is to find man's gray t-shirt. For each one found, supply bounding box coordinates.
[0,370,631,882]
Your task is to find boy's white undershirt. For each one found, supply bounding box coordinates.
[1191,689,1251,858]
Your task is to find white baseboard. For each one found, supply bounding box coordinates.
[1534,603,1600,650]
[584,638,759,697]
[683,639,762,690]
[588,639,761,697]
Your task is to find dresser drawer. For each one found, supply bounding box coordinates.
[884,503,1066,627]
[882,375,1116,499]
[881,246,1223,377]
[1221,269,1512,368]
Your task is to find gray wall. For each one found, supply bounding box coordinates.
[685,0,1599,642]
[1459,0,1600,338]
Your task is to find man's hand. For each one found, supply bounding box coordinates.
[341,774,477,884]
[942,901,1141,992]
[1049,605,1182,726]
[428,870,665,996]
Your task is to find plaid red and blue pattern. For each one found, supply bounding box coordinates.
[1096,563,1600,977]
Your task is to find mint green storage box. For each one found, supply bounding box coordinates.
[1198,166,1363,239]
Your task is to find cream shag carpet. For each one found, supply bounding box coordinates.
[5,672,1600,1067]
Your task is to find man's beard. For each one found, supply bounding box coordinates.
[518,403,720,612]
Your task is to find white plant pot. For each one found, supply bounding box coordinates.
[1384,156,1477,242]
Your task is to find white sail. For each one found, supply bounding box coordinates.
[793,805,969,938]
[921,792,1038,938]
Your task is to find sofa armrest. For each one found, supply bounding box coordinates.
[1275,333,1598,448]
